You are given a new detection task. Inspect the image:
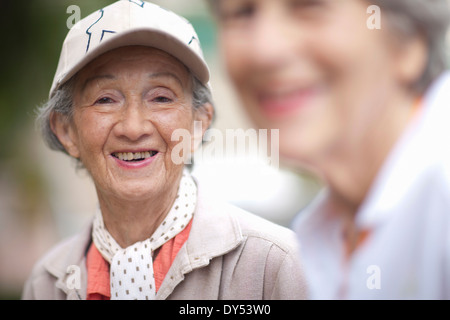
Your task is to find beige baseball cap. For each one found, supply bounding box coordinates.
[49,0,210,98]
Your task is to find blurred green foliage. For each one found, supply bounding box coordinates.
[0,0,116,160]
[0,1,119,233]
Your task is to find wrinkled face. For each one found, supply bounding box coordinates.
[53,46,207,202]
[216,0,424,168]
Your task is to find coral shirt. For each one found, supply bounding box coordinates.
[86,220,192,300]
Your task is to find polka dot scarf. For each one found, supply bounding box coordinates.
[92,170,197,300]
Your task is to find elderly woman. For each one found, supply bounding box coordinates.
[22,0,307,300]
[213,0,450,299]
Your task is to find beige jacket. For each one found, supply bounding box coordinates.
[22,184,308,300]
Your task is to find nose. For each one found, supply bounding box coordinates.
[113,97,154,142]
[249,7,302,72]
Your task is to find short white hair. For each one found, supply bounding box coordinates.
[371,0,450,93]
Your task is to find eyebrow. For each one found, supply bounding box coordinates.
[80,74,116,93]
[148,72,184,88]
[80,72,185,93]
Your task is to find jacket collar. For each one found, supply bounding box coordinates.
[356,71,450,229]
[186,183,244,265]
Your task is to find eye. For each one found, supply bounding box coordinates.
[94,97,115,105]
[230,5,255,19]
[153,96,173,103]
[290,0,327,14]
[219,2,256,23]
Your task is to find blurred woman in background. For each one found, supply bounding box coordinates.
[212,0,450,299]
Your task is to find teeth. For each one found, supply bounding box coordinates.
[113,151,156,161]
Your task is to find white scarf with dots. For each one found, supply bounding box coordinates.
[92,171,197,300]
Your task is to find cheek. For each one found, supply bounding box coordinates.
[220,32,250,85]
[317,14,394,85]
[74,112,112,160]
[153,110,195,154]
[320,34,397,132]
[219,33,264,125]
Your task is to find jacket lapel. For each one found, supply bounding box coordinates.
[44,221,92,299]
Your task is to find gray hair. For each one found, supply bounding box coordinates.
[36,74,214,156]
[370,0,450,93]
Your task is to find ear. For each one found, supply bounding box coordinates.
[394,36,428,90]
[50,112,81,159]
[191,102,214,153]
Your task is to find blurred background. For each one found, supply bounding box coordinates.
[0,0,448,299]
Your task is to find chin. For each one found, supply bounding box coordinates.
[114,181,159,200]
[279,135,322,166]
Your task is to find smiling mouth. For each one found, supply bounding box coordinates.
[112,151,158,162]
[257,85,322,117]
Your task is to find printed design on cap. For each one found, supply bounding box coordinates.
[84,1,201,55]
[85,9,116,53]
[129,0,145,8]
[85,1,146,53]
[188,36,199,46]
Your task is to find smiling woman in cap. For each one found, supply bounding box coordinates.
[22,0,307,300]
